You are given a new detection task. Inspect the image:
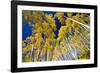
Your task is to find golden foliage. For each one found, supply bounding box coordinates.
[22,11,90,62]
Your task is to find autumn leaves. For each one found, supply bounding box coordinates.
[22,10,90,62]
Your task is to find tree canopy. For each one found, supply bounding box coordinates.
[22,10,90,62]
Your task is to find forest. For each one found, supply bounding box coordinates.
[22,10,90,62]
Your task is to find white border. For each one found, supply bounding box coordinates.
[17,5,94,68]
